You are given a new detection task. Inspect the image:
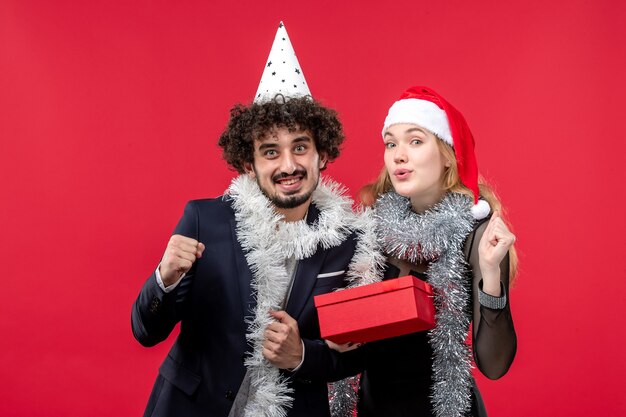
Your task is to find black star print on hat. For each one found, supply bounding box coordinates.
[254,21,311,103]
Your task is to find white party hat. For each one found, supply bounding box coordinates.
[254,21,311,103]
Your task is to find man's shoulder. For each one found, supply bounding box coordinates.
[184,196,235,219]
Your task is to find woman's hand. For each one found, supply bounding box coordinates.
[325,340,363,352]
[478,211,516,296]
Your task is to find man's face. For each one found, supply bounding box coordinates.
[245,126,327,210]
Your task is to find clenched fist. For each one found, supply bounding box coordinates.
[478,211,515,296]
[263,310,303,369]
[159,234,205,287]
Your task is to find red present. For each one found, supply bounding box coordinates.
[314,276,435,344]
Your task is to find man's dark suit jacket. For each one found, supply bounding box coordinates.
[132,197,358,417]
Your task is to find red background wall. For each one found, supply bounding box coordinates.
[1,1,625,415]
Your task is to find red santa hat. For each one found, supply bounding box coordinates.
[382,86,490,219]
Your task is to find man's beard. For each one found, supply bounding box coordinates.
[257,170,318,209]
[268,190,314,209]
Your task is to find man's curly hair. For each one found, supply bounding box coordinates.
[218,96,345,173]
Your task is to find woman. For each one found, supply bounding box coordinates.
[332,86,517,417]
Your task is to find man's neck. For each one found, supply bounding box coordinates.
[275,200,311,222]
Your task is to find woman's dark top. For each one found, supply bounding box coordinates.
[350,219,517,417]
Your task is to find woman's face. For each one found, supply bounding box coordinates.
[383,123,449,210]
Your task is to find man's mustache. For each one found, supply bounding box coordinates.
[272,170,307,182]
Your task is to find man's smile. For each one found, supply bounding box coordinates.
[273,172,306,192]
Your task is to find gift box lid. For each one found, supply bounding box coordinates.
[314,275,433,308]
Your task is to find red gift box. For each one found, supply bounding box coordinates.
[314,276,436,344]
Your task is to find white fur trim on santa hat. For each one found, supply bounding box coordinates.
[471,199,490,220]
[382,98,453,146]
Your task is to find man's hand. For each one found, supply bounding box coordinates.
[263,310,303,369]
[159,234,205,287]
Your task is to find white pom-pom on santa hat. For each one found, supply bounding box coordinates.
[471,199,490,220]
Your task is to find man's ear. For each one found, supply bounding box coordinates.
[243,161,255,178]
[319,152,329,171]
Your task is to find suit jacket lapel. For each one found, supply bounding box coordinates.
[230,218,254,319]
[285,204,328,320]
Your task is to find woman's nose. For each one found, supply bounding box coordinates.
[393,146,407,164]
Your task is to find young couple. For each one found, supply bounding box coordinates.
[132,23,516,417]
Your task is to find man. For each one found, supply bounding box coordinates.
[131,22,381,417]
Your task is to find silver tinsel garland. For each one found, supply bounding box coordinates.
[329,376,359,417]
[227,175,382,417]
[375,191,477,417]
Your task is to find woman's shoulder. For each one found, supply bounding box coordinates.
[463,215,491,259]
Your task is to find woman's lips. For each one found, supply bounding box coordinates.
[393,169,412,180]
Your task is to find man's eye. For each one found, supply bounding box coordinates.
[294,145,306,152]
[384,142,395,149]
[264,150,277,157]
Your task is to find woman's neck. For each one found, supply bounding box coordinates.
[409,189,447,213]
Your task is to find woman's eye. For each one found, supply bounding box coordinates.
[410,139,423,145]
[385,142,395,149]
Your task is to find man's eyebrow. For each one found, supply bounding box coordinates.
[258,142,278,151]
[293,136,312,143]
[257,135,312,151]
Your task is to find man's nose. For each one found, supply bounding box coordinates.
[279,151,297,174]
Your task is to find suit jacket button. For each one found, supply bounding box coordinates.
[225,390,235,400]
[149,297,161,314]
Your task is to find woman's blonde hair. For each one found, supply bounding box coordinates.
[360,138,518,282]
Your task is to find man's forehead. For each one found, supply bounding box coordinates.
[256,127,313,143]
